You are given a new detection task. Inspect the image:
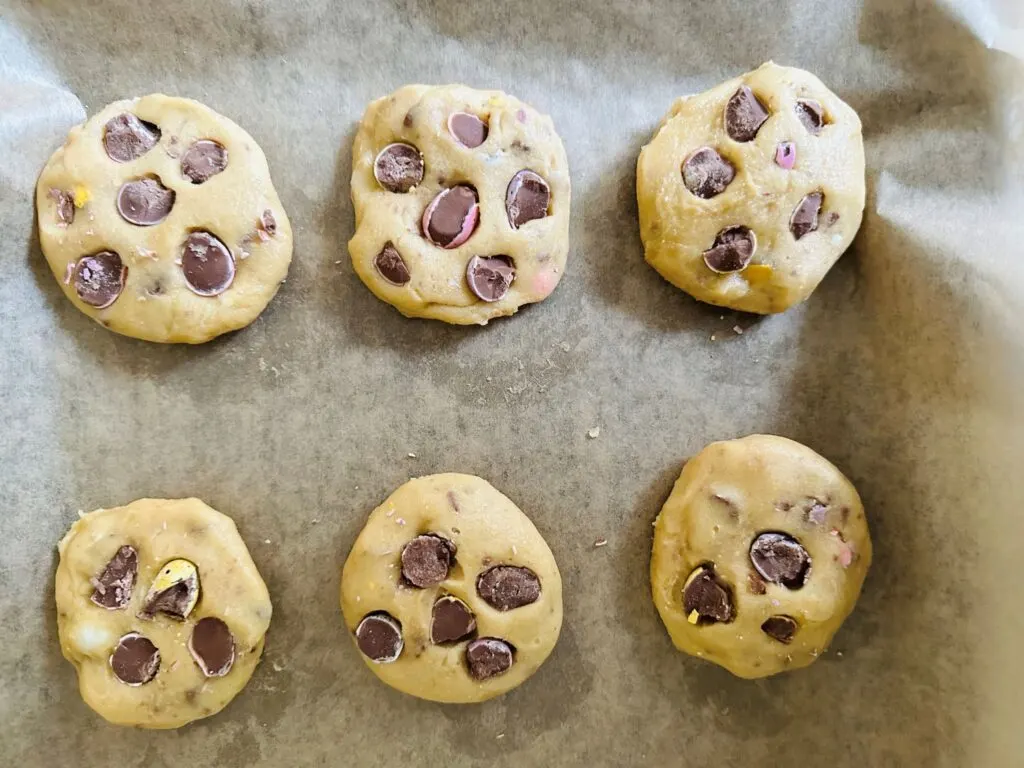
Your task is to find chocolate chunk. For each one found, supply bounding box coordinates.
[431,596,477,644]
[505,170,550,229]
[110,633,160,685]
[774,141,796,170]
[188,617,235,677]
[374,242,411,285]
[374,142,424,193]
[258,209,277,239]
[90,545,138,610]
[72,251,126,308]
[702,225,757,273]
[422,185,479,248]
[448,112,488,148]
[181,231,235,296]
[401,534,455,588]
[795,99,826,135]
[724,86,769,142]
[748,571,767,596]
[141,558,200,620]
[466,255,515,302]
[682,565,734,624]
[790,192,823,239]
[116,178,175,226]
[181,140,228,184]
[103,113,161,163]
[49,189,74,227]
[762,615,799,644]
[476,565,540,611]
[681,147,735,199]
[806,500,829,525]
[750,532,811,588]
[355,612,403,663]
[465,637,514,680]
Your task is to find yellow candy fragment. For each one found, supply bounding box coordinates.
[143,558,200,620]
[72,184,91,208]
[743,264,773,284]
[687,609,700,625]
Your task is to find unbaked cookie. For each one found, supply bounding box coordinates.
[348,84,570,324]
[340,474,562,702]
[650,435,871,678]
[36,94,292,343]
[636,63,865,314]
[55,498,272,728]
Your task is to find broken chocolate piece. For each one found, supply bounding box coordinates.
[374,242,411,285]
[681,147,735,199]
[431,596,477,644]
[775,141,796,169]
[374,142,424,193]
[422,185,479,248]
[90,545,138,610]
[505,170,550,229]
[258,209,277,239]
[466,255,515,302]
[110,632,160,685]
[401,534,455,588]
[72,251,127,308]
[750,532,811,588]
[762,615,799,644]
[181,231,235,296]
[725,86,769,142]
[702,225,757,273]
[116,178,175,226]
[448,112,488,148]
[465,637,514,680]
[790,192,824,240]
[683,565,734,624]
[188,617,235,677]
[181,139,228,184]
[49,189,74,227]
[355,612,403,663]
[476,565,541,611]
[795,99,826,135]
[141,558,200,620]
[103,113,161,163]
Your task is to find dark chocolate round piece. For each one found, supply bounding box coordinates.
[790,192,824,240]
[103,113,161,163]
[89,545,138,610]
[422,185,479,248]
[681,147,736,199]
[465,637,514,680]
[476,565,541,611]
[355,612,403,663]
[401,534,455,588]
[795,99,826,135]
[505,170,550,229]
[72,251,127,308]
[180,231,235,296]
[374,242,411,285]
[116,178,175,226]
[142,565,200,621]
[682,565,734,624]
[448,112,488,148]
[750,532,811,588]
[181,140,228,184]
[702,225,757,273]
[374,142,424,193]
[431,596,477,644]
[466,255,515,302]
[110,633,160,686]
[188,617,235,677]
[762,615,799,644]
[725,86,769,142]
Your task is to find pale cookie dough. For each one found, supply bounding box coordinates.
[348,84,571,324]
[36,94,292,343]
[340,474,562,702]
[636,63,865,314]
[55,498,272,728]
[651,435,871,679]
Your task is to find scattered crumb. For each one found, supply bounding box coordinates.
[721,707,730,716]
[407,452,417,459]
[264,539,271,544]
[486,376,492,382]
[258,357,268,372]
[496,733,505,740]
[593,538,608,548]
[559,341,571,352]
[719,315,725,320]
[710,334,716,341]
[733,325,744,335]
[396,517,406,526]
[311,518,320,525]
[587,426,600,439]
[512,545,518,556]
[836,650,844,658]
[334,260,343,265]
[272,661,285,672]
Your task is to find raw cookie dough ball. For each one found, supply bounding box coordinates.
[348,84,571,324]
[650,435,871,679]
[636,63,865,314]
[340,474,562,702]
[55,498,272,728]
[36,94,292,343]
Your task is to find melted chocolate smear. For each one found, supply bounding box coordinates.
[90,545,138,610]
[476,565,541,611]
[702,225,756,273]
[790,192,824,239]
[116,178,175,226]
[111,633,160,685]
[189,617,235,677]
[181,140,228,184]
[431,596,477,644]
[762,615,799,644]
[401,534,455,588]
[181,231,235,296]
[466,255,515,302]
[682,565,734,624]
[73,251,127,308]
[725,86,769,142]
[449,112,488,148]
[374,143,424,193]
[374,242,411,285]
[355,612,403,663]
[465,637,514,680]
[795,99,826,135]
[103,113,161,163]
[750,532,811,588]
[682,147,735,199]
[505,170,550,229]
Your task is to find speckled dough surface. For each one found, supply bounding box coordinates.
[55,498,272,728]
[340,474,562,702]
[36,94,292,343]
[348,84,571,324]
[651,435,871,679]
[636,63,865,314]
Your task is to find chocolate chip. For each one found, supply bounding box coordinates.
[806,500,829,525]
[748,571,767,596]
[431,596,477,644]
[750,532,811,588]
[374,142,424,193]
[790,192,823,239]
[188,617,235,677]
[505,170,550,229]
[702,225,757,273]
[181,231,235,296]
[355,612,403,663]
[181,140,228,184]
[681,147,735,199]
[827,211,840,227]
[141,559,200,620]
[795,99,825,135]
[725,86,769,142]
[682,565,734,624]
[49,189,74,227]
[774,141,796,170]
[401,534,455,588]
[374,242,411,285]
[448,112,488,148]
[466,255,515,302]
[89,545,138,610]
[103,113,161,163]
[476,565,541,611]
[762,615,799,644]
[465,637,514,680]
[72,251,126,308]
[110,633,160,685]
[422,185,479,248]
[258,209,277,239]
[116,178,175,226]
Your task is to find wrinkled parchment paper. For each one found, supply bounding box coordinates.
[2,1,1022,765]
